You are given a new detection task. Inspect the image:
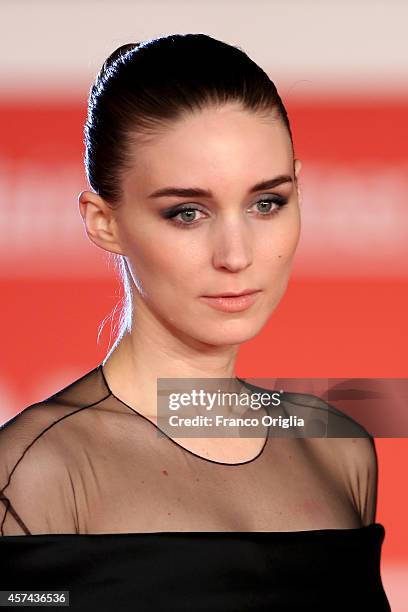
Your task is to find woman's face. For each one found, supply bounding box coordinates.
[114,103,302,346]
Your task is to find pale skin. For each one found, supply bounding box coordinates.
[79,102,302,463]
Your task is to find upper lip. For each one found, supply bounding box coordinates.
[203,289,261,298]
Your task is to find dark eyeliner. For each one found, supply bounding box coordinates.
[160,195,289,226]
[160,204,204,219]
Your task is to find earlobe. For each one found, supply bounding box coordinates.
[77,190,125,256]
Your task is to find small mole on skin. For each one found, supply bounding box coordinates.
[162,469,169,476]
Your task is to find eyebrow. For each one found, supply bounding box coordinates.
[147,174,293,199]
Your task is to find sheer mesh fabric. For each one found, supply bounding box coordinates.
[0,364,378,536]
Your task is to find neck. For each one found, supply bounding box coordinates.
[101,325,243,418]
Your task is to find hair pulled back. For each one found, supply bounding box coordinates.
[83,33,295,348]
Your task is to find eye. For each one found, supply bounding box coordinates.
[161,195,288,229]
[250,196,288,217]
[171,207,205,225]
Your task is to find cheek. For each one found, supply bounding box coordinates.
[125,231,197,292]
[258,211,301,265]
[256,213,301,305]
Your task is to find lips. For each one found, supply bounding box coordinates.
[203,290,260,298]
[199,291,262,313]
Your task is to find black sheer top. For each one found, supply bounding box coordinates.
[0,364,391,610]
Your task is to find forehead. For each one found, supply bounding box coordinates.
[123,105,293,196]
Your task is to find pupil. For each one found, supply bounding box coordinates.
[181,210,195,221]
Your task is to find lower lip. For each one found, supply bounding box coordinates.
[199,291,262,313]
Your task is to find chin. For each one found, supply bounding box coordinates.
[193,319,266,347]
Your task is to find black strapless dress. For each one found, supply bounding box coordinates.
[1,524,390,611]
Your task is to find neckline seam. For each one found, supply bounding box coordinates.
[98,364,270,467]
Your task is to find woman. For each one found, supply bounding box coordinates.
[0,33,391,611]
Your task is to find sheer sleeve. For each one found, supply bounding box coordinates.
[340,435,379,527]
[0,403,78,536]
[277,389,379,527]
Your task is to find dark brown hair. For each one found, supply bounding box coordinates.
[83,33,296,348]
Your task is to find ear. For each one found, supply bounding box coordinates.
[293,159,302,205]
[78,190,125,255]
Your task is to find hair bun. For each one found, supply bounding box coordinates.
[98,43,141,81]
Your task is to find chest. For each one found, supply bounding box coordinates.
[74,434,361,533]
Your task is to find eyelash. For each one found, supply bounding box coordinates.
[162,196,288,229]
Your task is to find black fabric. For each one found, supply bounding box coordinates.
[1,525,390,611]
[0,363,391,609]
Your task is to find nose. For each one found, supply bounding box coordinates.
[211,218,253,272]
